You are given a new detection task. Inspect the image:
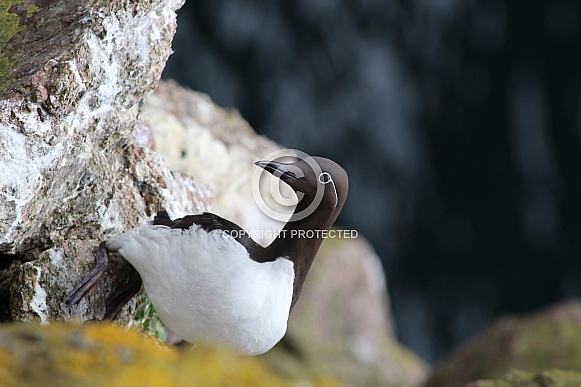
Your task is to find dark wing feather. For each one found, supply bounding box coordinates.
[153,210,273,262]
[152,210,174,227]
[104,268,142,320]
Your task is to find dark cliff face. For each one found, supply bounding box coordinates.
[163,0,581,362]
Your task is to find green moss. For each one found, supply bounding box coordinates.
[0,1,23,46]
[132,290,168,342]
[0,1,25,83]
[25,4,37,18]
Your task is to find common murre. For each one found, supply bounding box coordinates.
[65,156,348,355]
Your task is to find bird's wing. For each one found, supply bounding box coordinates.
[153,210,272,262]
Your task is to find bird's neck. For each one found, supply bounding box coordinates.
[267,209,334,309]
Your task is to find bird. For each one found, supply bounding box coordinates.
[65,156,348,355]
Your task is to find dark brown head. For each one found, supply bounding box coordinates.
[254,156,348,227]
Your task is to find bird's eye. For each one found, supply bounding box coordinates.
[318,172,332,184]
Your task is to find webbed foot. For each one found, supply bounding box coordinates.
[64,241,109,307]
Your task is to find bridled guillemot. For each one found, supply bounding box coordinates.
[65,156,348,355]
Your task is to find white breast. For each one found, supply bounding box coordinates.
[106,224,295,355]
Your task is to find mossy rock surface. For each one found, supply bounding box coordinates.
[469,369,581,387]
[426,301,581,387]
[0,322,340,386]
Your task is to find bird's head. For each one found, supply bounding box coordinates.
[254,156,348,224]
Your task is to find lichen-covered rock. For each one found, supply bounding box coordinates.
[0,322,339,386]
[1,0,185,253]
[468,369,581,387]
[425,301,581,387]
[0,0,212,322]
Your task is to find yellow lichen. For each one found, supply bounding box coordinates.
[54,349,97,378]
[0,349,17,385]
[0,322,340,386]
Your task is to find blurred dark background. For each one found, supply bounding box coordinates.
[162,0,581,363]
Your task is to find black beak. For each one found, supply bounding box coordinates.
[254,160,299,180]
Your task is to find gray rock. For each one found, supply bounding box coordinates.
[0,0,210,322]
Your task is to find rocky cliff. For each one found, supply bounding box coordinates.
[0,1,427,386]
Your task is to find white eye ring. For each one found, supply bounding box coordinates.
[318,172,332,184]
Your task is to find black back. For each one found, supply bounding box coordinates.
[153,210,273,263]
